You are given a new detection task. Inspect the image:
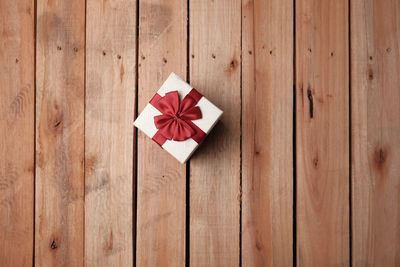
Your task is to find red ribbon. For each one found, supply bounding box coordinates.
[150,89,206,146]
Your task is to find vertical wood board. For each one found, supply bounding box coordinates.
[296,0,350,265]
[189,0,241,265]
[241,0,294,266]
[0,0,35,266]
[35,0,85,265]
[85,0,136,266]
[136,0,187,266]
[351,0,400,266]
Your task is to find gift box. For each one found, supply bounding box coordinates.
[134,73,223,163]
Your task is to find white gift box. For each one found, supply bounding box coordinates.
[134,72,223,163]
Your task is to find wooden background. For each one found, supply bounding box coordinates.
[1,0,399,266]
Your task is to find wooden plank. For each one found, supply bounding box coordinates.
[0,1,35,266]
[189,0,241,265]
[241,0,293,266]
[35,0,85,265]
[136,0,187,266]
[85,0,136,266]
[351,0,400,266]
[295,0,350,266]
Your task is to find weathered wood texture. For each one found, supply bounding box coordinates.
[136,0,187,266]
[2,0,400,266]
[189,0,241,266]
[0,0,35,266]
[296,0,350,266]
[241,0,293,266]
[351,0,400,266]
[85,0,136,266]
[35,0,85,266]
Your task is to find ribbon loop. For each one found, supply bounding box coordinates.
[153,90,202,142]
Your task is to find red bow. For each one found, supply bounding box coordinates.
[153,91,202,141]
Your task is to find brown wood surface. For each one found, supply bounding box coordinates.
[351,0,400,266]
[85,0,136,266]
[296,0,350,266]
[241,0,293,266]
[35,0,85,265]
[2,0,400,266]
[0,0,35,266]
[136,0,187,266]
[189,0,241,266]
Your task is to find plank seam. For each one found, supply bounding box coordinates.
[348,0,353,265]
[186,0,190,266]
[134,0,140,266]
[186,162,190,267]
[33,0,38,265]
[293,0,297,266]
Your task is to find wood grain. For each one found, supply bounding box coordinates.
[85,0,136,266]
[2,0,400,265]
[0,1,35,266]
[241,0,293,266]
[351,0,400,266]
[35,0,85,265]
[136,0,187,266]
[189,0,241,265]
[296,0,350,266]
